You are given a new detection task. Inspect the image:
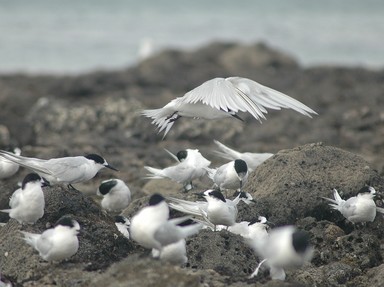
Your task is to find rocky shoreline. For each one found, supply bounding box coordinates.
[1,42,384,286]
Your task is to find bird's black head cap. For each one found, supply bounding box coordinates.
[22,173,42,189]
[149,193,165,206]
[86,154,105,164]
[176,150,188,162]
[208,190,226,202]
[98,179,118,195]
[55,216,75,228]
[234,159,248,174]
[292,230,311,253]
[115,215,127,224]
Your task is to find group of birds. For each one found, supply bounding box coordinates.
[1,75,380,283]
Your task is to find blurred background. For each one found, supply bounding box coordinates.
[1,0,383,74]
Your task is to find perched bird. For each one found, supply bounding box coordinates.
[213,140,273,172]
[142,76,317,137]
[115,215,130,239]
[130,194,202,251]
[1,173,48,224]
[249,225,313,281]
[21,216,80,262]
[205,159,248,192]
[0,147,21,179]
[0,150,117,188]
[167,190,242,231]
[322,186,384,223]
[144,149,211,191]
[151,218,198,266]
[97,179,131,213]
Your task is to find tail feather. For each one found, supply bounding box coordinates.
[179,223,203,238]
[213,140,241,161]
[20,231,40,247]
[144,166,166,179]
[322,189,344,211]
[0,209,11,214]
[141,108,175,138]
[204,167,216,180]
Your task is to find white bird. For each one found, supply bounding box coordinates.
[249,225,313,281]
[115,215,130,239]
[97,179,131,213]
[213,140,273,172]
[167,190,242,230]
[130,194,202,251]
[0,150,117,188]
[21,216,80,262]
[144,149,211,191]
[322,186,384,223]
[206,159,248,191]
[151,239,188,266]
[0,147,21,179]
[142,76,317,137]
[1,173,47,224]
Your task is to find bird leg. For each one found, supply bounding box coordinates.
[67,184,80,192]
[165,112,181,123]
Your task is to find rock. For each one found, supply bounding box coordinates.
[0,185,136,285]
[246,142,384,225]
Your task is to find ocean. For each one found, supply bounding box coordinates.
[0,0,383,74]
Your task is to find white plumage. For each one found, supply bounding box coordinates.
[1,173,46,224]
[144,149,211,191]
[322,187,384,223]
[213,140,273,172]
[97,179,131,213]
[0,150,117,186]
[21,217,80,262]
[142,77,317,137]
[0,147,21,179]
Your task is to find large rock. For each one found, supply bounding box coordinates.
[246,142,384,225]
[0,185,136,286]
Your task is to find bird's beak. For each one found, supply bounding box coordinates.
[41,178,51,187]
[105,164,119,171]
[194,192,205,199]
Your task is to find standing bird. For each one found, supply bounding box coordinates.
[322,186,384,223]
[97,179,131,213]
[144,149,211,191]
[142,76,317,137]
[130,194,202,252]
[213,140,273,172]
[206,159,248,192]
[249,226,313,281]
[167,190,241,231]
[0,150,117,189]
[1,173,48,224]
[0,147,21,179]
[21,216,80,262]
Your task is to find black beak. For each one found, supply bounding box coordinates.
[105,164,119,171]
[193,192,205,199]
[42,178,51,187]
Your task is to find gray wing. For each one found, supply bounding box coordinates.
[44,156,88,182]
[35,229,55,257]
[340,198,357,218]
[9,188,22,208]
